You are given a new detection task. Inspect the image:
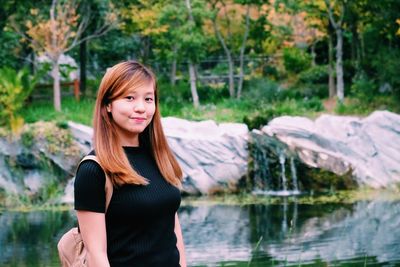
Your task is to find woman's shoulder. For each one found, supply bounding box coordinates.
[75,151,105,183]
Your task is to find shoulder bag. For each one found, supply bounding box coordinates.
[57,155,113,267]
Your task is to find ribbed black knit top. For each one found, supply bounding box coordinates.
[74,146,181,267]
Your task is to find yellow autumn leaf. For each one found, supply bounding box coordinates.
[30,8,39,16]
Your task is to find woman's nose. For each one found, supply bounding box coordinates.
[134,100,145,112]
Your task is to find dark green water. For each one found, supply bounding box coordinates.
[1,199,400,266]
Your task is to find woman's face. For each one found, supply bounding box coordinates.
[107,81,156,146]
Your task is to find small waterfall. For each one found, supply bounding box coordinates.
[290,157,299,193]
[251,131,301,196]
[279,151,288,192]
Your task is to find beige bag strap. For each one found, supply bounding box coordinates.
[79,155,113,212]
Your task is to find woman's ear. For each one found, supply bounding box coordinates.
[106,104,112,113]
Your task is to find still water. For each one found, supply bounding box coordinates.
[1,199,400,266]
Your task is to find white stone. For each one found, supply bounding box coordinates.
[262,111,400,188]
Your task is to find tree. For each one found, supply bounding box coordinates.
[12,0,117,111]
[0,67,43,134]
[207,0,257,99]
[121,0,206,108]
[324,0,346,101]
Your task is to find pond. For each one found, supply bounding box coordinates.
[1,197,400,266]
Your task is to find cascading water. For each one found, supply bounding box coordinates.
[279,150,288,192]
[250,130,301,196]
[290,157,300,193]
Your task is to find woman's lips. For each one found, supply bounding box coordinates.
[130,117,146,122]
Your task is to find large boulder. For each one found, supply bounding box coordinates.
[162,117,248,194]
[259,110,400,188]
[0,122,84,204]
[68,117,249,195]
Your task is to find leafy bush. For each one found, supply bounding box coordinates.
[243,98,323,130]
[283,47,312,74]
[242,78,280,103]
[350,75,377,101]
[298,65,329,84]
[371,48,400,99]
[0,67,42,133]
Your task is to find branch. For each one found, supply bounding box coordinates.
[9,16,47,53]
[212,13,231,58]
[220,0,232,44]
[240,4,250,58]
[324,0,338,30]
[338,1,346,26]
[64,20,116,53]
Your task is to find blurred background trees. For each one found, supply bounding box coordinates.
[0,0,399,128]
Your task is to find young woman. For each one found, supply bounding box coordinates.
[74,61,186,267]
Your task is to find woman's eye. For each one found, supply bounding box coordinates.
[126,96,135,101]
[145,97,154,102]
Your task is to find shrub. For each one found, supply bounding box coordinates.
[0,67,42,134]
[371,48,400,99]
[298,65,329,84]
[242,78,280,103]
[283,47,312,74]
[350,75,377,101]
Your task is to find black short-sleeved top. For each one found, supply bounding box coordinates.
[74,146,181,267]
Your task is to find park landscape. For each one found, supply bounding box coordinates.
[1,0,400,266]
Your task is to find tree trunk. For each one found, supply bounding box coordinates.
[212,18,235,98]
[335,28,344,101]
[170,45,178,86]
[52,60,61,111]
[237,4,250,99]
[79,37,87,95]
[170,59,177,86]
[351,22,361,75]
[311,42,316,67]
[227,54,235,98]
[328,27,336,98]
[325,0,345,101]
[188,61,200,108]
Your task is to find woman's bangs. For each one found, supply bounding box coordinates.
[115,71,154,98]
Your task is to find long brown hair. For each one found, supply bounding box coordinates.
[93,61,182,187]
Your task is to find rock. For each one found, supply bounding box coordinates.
[162,117,248,194]
[0,121,84,201]
[67,117,249,195]
[260,111,400,188]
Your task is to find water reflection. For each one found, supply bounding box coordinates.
[1,199,400,266]
[0,210,75,267]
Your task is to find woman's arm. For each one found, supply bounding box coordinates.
[77,210,110,267]
[175,213,187,267]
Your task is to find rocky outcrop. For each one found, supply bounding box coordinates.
[1,111,400,206]
[258,110,400,188]
[161,117,249,194]
[68,117,249,196]
[0,122,84,202]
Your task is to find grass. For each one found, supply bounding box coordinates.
[19,86,399,131]
[180,188,400,207]
[20,95,324,128]
[21,97,96,126]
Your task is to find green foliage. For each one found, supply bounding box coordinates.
[0,67,42,133]
[335,96,399,115]
[20,97,95,126]
[350,74,377,102]
[21,128,35,148]
[0,30,21,69]
[299,167,357,192]
[242,78,280,103]
[298,65,329,84]
[371,48,400,99]
[243,97,323,130]
[283,47,312,74]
